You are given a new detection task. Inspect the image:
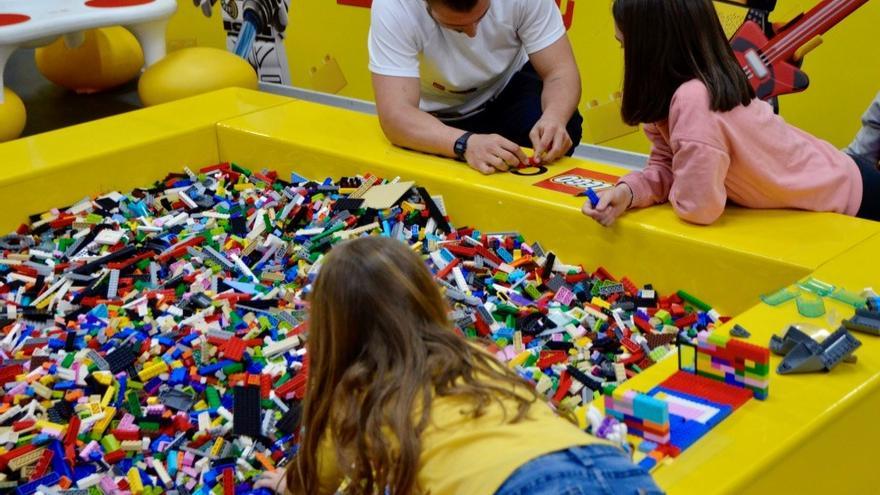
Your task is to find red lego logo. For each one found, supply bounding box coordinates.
[534,168,620,196]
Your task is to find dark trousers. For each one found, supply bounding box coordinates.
[438,63,584,156]
[850,153,880,221]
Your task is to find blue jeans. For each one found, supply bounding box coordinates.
[850,152,880,221]
[436,63,584,157]
[495,445,664,495]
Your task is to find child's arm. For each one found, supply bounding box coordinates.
[582,124,674,226]
[846,91,880,165]
[666,141,730,225]
[619,124,676,208]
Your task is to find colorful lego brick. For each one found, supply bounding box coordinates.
[695,332,770,400]
[660,370,753,410]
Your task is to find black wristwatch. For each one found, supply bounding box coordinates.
[453,132,473,161]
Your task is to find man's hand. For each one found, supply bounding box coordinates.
[529,118,572,164]
[464,134,529,174]
[581,184,633,227]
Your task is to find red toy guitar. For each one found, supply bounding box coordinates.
[730,0,869,100]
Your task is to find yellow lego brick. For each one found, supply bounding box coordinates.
[591,297,611,310]
[508,350,533,369]
[101,385,117,408]
[574,405,587,430]
[35,420,66,432]
[92,407,115,439]
[128,467,144,495]
[210,438,225,457]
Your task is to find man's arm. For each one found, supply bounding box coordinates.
[528,35,582,163]
[372,73,528,173]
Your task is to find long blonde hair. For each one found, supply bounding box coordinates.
[287,236,539,494]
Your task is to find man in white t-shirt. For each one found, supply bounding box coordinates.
[369,0,582,174]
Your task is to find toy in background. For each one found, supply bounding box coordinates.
[308,54,347,94]
[35,27,144,94]
[729,0,869,100]
[138,46,258,106]
[763,286,878,375]
[0,0,176,141]
[196,0,292,85]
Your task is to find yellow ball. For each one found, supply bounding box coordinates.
[35,27,144,94]
[138,47,258,107]
[0,89,26,142]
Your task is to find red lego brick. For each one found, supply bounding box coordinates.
[621,337,641,354]
[29,448,53,480]
[621,277,638,296]
[593,267,616,282]
[537,350,568,368]
[634,316,654,334]
[223,468,234,495]
[674,313,697,327]
[553,371,572,403]
[0,364,23,385]
[660,370,752,410]
[104,450,125,464]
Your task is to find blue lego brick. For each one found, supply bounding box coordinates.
[638,457,657,471]
[633,393,669,425]
[16,473,61,495]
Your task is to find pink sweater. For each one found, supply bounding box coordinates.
[620,80,863,225]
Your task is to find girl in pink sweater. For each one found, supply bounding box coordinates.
[583,0,879,226]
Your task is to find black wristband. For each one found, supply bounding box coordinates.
[454,132,473,161]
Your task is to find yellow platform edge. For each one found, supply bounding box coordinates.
[0,89,877,493]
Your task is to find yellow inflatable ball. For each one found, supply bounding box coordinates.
[35,27,144,94]
[0,88,26,142]
[138,47,258,107]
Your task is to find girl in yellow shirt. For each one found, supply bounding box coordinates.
[256,236,661,494]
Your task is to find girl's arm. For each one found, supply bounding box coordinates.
[582,124,674,226]
[666,140,730,225]
[619,124,676,208]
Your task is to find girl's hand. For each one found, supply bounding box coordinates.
[254,469,288,494]
[582,184,633,227]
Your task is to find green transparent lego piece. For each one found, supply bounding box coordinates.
[760,286,800,306]
[796,294,826,318]
[797,277,835,297]
[677,290,712,312]
[828,288,867,309]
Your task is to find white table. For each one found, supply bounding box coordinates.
[0,0,177,102]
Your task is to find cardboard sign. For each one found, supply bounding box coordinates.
[533,168,621,196]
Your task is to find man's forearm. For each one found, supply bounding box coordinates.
[379,106,465,158]
[540,69,581,125]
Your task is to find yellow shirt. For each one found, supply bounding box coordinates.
[316,380,602,494]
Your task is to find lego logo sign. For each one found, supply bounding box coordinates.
[534,168,620,195]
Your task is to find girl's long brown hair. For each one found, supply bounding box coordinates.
[286,236,539,494]
[613,0,755,125]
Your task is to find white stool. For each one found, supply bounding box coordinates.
[0,0,177,102]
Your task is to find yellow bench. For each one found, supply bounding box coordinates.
[2,88,878,494]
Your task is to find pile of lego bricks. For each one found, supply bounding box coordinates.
[0,163,723,494]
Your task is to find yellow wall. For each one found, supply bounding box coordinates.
[167,0,879,153]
